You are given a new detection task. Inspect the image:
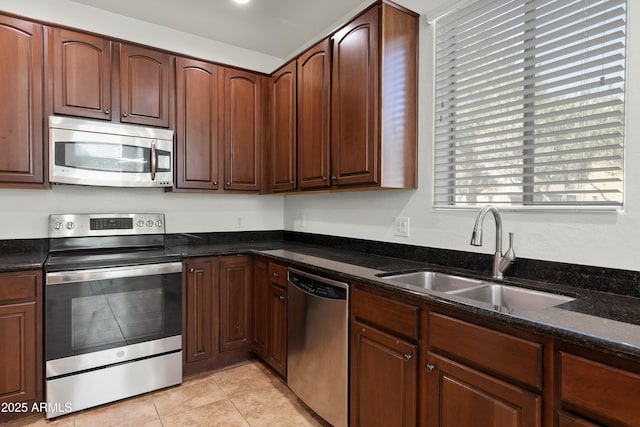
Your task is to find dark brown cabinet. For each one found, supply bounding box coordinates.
[558,350,640,426]
[267,61,296,192]
[0,16,44,187]
[426,312,543,427]
[183,255,253,376]
[175,57,221,190]
[297,38,331,190]
[49,28,111,120]
[330,3,417,189]
[253,260,287,377]
[48,27,173,127]
[223,68,263,192]
[118,43,172,127]
[350,286,419,426]
[183,257,218,376]
[219,255,253,352]
[0,271,42,423]
[426,352,541,427]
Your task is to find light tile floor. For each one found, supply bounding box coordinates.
[5,360,330,427]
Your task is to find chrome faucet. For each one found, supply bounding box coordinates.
[470,206,516,279]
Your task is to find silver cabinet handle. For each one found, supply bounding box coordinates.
[279,295,285,301]
[331,175,337,180]
[105,109,110,114]
[404,354,412,361]
[122,112,128,117]
[426,364,435,372]
[226,182,231,186]
[273,273,279,278]
[322,176,327,181]
[189,268,195,273]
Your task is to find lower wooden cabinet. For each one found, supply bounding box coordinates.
[183,255,253,376]
[0,270,42,423]
[253,260,287,377]
[558,350,640,426]
[426,352,541,427]
[350,286,419,427]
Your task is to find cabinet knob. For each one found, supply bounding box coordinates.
[289,180,294,184]
[273,272,279,278]
[213,181,218,186]
[279,295,285,301]
[322,176,327,181]
[105,109,110,114]
[404,354,412,361]
[426,364,435,372]
[331,175,337,180]
[122,112,128,117]
[189,268,195,273]
[226,182,231,186]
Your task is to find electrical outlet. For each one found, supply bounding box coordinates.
[394,217,410,237]
[235,215,244,228]
[296,212,306,228]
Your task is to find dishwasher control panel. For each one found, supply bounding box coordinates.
[287,270,348,300]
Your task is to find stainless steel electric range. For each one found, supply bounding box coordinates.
[44,213,182,419]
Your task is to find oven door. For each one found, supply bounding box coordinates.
[45,262,182,378]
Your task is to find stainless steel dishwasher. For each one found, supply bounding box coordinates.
[287,268,349,427]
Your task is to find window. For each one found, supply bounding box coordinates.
[433,0,626,208]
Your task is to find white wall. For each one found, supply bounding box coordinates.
[0,0,282,72]
[284,0,640,272]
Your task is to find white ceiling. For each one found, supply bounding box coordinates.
[69,0,369,59]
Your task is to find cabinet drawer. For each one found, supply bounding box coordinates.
[351,288,418,341]
[268,263,287,288]
[428,312,542,388]
[560,352,640,426]
[0,272,38,303]
[557,411,600,427]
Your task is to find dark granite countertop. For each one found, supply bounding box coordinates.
[2,233,639,363]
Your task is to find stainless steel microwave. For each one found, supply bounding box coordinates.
[49,116,174,188]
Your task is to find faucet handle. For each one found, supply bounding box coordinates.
[499,232,516,274]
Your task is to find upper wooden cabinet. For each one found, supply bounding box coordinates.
[50,28,111,120]
[267,61,297,192]
[0,16,44,186]
[331,3,418,189]
[297,38,332,190]
[47,27,173,127]
[175,57,221,190]
[223,68,263,192]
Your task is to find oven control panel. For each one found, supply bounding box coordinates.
[49,213,165,238]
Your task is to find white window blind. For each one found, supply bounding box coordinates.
[434,0,626,207]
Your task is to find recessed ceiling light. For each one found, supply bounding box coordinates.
[233,0,250,4]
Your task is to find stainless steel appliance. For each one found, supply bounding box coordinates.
[49,116,174,188]
[44,213,182,418]
[287,268,349,427]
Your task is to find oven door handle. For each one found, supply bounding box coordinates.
[46,262,182,285]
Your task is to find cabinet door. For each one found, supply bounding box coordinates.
[219,255,253,352]
[0,302,37,408]
[426,352,541,427]
[49,28,112,120]
[331,6,379,187]
[253,260,269,359]
[0,16,44,185]
[175,57,221,190]
[269,284,287,377]
[297,38,331,189]
[350,320,417,427]
[223,68,262,191]
[119,43,172,127]
[184,258,218,367]
[269,61,296,192]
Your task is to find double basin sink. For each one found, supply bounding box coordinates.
[378,270,575,313]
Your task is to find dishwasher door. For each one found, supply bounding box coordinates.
[287,268,349,427]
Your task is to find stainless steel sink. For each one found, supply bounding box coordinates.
[379,271,485,292]
[452,284,575,312]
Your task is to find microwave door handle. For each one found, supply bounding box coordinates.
[150,140,157,181]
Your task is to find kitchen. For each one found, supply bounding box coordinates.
[0,0,639,426]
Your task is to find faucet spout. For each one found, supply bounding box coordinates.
[470,206,515,279]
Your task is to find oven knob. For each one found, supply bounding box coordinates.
[66,222,75,230]
[54,221,64,230]
[156,220,163,228]
[146,220,154,227]
[137,220,144,228]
